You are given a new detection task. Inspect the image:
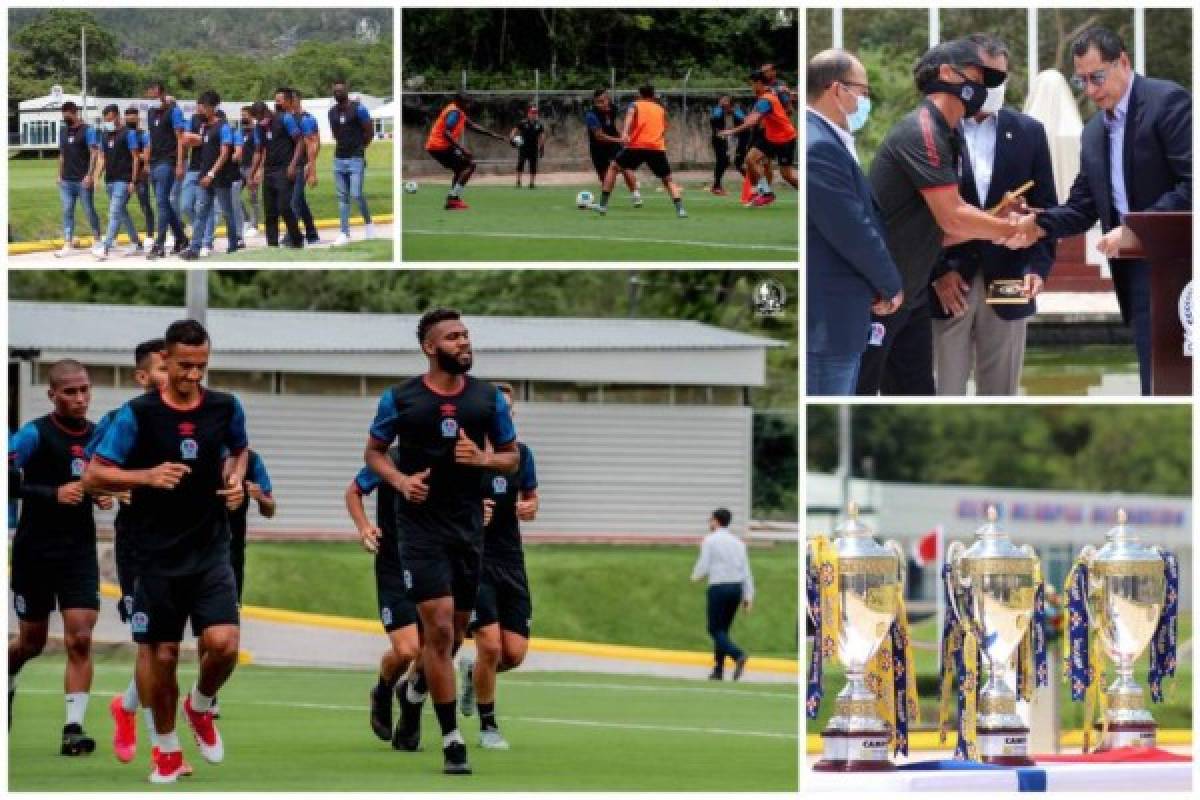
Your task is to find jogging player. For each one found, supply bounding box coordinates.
[329,79,376,245]
[594,85,687,218]
[93,104,145,260]
[424,92,507,211]
[458,382,539,750]
[143,81,189,258]
[54,101,102,257]
[9,360,110,753]
[364,308,520,774]
[84,319,250,784]
[583,89,641,205]
[719,70,798,206]
[509,105,545,189]
[248,97,305,249]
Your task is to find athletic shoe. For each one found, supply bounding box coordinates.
[707,669,723,681]
[443,740,472,774]
[245,225,259,237]
[109,695,137,763]
[479,728,510,750]
[170,235,189,255]
[61,723,96,756]
[732,654,748,681]
[369,683,393,741]
[529,184,536,189]
[711,187,728,196]
[306,235,321,245]
[391,680,422,752]
[364,222,377,239]
[199,247,212,258]
[149,749,187,784]
[593,205,608,216]
[445,198,469,211]
[750,193,776,208]
[54,243,74,258]
[179,250,200,261]
[147,245,166,260]
[632,195,643,208]
[677,208,688,218]
[333,232,351,247]
[91,244,107,260]
[151,746,193,776]
[123,243,145,257]
[458,652,476,717]
[182,696,224,764]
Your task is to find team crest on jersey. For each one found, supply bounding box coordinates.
[131,612,149,634]
[441,418,459,438]
[180,438,199,460]
[67,136,75,144]
[70,457,86,477]
[381,607,393,626]
[339,115,347,125]
[493,476,508,495]
[14,594,25,614]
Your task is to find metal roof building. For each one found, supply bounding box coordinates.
[10,302,783,540]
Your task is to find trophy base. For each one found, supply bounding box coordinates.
[814,730,895,772]
[1094,721,1157,751]
[977,726,1035,766]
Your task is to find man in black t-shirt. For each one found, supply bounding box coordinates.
[584,89,641,204]
[85,319,250,784]
[508,105,545,189]
[179,91,240,259]
[55,101,102,256]
[248,96,305,249]
[857,39,1034,396]
[364,308,519,775]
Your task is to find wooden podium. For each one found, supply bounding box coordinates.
[1122,212,1192,396]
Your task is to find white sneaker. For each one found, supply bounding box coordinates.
[458,652,476,717]
[632,193,643,208]
[245,225,259,237]
[364,222,377,239]
[479,729,510,750]
[54,244,74,258]
[332,232,351,247]
[199,247,212,258]
[91,244,107,260]
[123,243,145,257]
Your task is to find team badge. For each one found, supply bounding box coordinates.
[70,457,85,477]
[441,418,458,438]
[381,607,393,627]
[131,612,149,634]
[14,595,25,614]
[493,476,508,495]
[180,438,199,460]
[67,136,75,144]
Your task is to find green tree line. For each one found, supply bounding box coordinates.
[807,405,1191,495]
[402,8,798,90]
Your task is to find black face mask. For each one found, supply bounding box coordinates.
[274,103,286,114]
[926,68,987,116]
[126,121,138,129]
[334,92,349,104]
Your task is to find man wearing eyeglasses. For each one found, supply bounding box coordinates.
[1018,26,1192,396]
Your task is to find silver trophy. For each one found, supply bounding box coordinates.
[1079,509,1166,750]
[812,503,905,772]
[946,506,1038,765]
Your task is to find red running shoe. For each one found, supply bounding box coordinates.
[711,187,728,196]
[183,696,225,764]
[109,695,137,763]
[750,193,777,207]
[151,746,194,776]
[149,749,187,784]
[444,198,470,211]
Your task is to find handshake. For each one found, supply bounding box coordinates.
[990,190,1047,250]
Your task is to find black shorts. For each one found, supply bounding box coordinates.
[131,561,240,644]
[516,149,539,172]
[590,146,620,179]
[375,557,419,632]
[427,145,471,173]
[615,147,672,179]
[469,561,532,638]
[399,533,482,611]
[11,549,100,622]
[114,531,138,624]
[758,136,797,168]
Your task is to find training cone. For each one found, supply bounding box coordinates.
[740,175,754,203]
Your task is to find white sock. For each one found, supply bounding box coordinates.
[158,730,180,754]
[142,707,159,748]
[65,692,89,726]
[631,189,641,198]
[443,729,464,748]
[406,681,427,705]
[756,178,770,194]
[190,685,214,713]
[121,677,139,713]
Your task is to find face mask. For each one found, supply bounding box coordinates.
[840,86,872,133]
[275,103,286,114]
[926,69,987,116]
[334,92,348,104]
[102,121,117,133]
[126,120,138,129]
[981,81,1006,114]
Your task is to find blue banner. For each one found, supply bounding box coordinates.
[1148,551,1178,703]
[1066,562,1091,701]
[806,559,824,719]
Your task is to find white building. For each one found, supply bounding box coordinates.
[10,302,783,540]
[15,86,388,149]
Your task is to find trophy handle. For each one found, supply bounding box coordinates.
[1078,544,1099,626]
[883,538,907,591]
[944,540,967,627]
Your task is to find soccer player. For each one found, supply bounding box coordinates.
[364,308,520,774]
[87,340,178,767]
[125,107,156,243]
[143,81,189,258]
[343,450,421,743]
[761,62,795,112]
[583,89,641,205]
[54,101,102,257]
[719,70,798,207]
[289,90,322,244]
[709,96,745,195]
[329,79,376,245]
[593,85,687,218]
[180,91,240,260]
[248,97,305,249]
[93,104,145,260]
[509,105,545,189]
[458,382,538,750]
[9,360,111,753]
[83,319,250,784]
[237,106,260,238]
[424,92,508,211]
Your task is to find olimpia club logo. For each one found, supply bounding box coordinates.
[131,612,149,634]
[753,279,787,317]
[493,476,508,495]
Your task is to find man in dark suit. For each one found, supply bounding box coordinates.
[806,49,903,396]
[1019,26,1191,395]
[931,34,1058,395]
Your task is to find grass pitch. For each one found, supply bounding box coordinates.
[401,182,798,261]
[206,238,392,262]
[9,652,798,791]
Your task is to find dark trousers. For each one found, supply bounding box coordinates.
[706,583,744,671]
[291,175,318,241]
[134,178,155,239]
[1113,258,1152,395]
[712,139,730,188]
[856,299,937,395]
[263,169,303,247]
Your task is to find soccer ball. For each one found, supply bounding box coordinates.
[511,135,524,148]
[576,191,594,209]
[404,181,418,194]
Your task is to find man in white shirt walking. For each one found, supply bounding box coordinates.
[691,508,754,681]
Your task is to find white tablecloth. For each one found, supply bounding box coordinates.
[806,762,1192,792]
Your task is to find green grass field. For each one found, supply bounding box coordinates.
[8,142,393,243]
[9,652,798,791]
[244,542,799,658]
[401,183,798,261]
[207,239,392,262]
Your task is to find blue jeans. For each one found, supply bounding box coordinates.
[103,181,140,248]
[178,169,202,229]
[59,180,101,241]
[291,173,318,240]
[191,183,239,254]
[149,162,185,247]
[333,156,371,234]
[203,179,245,248]
[706,583,745,671]
[806,351,862,396]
